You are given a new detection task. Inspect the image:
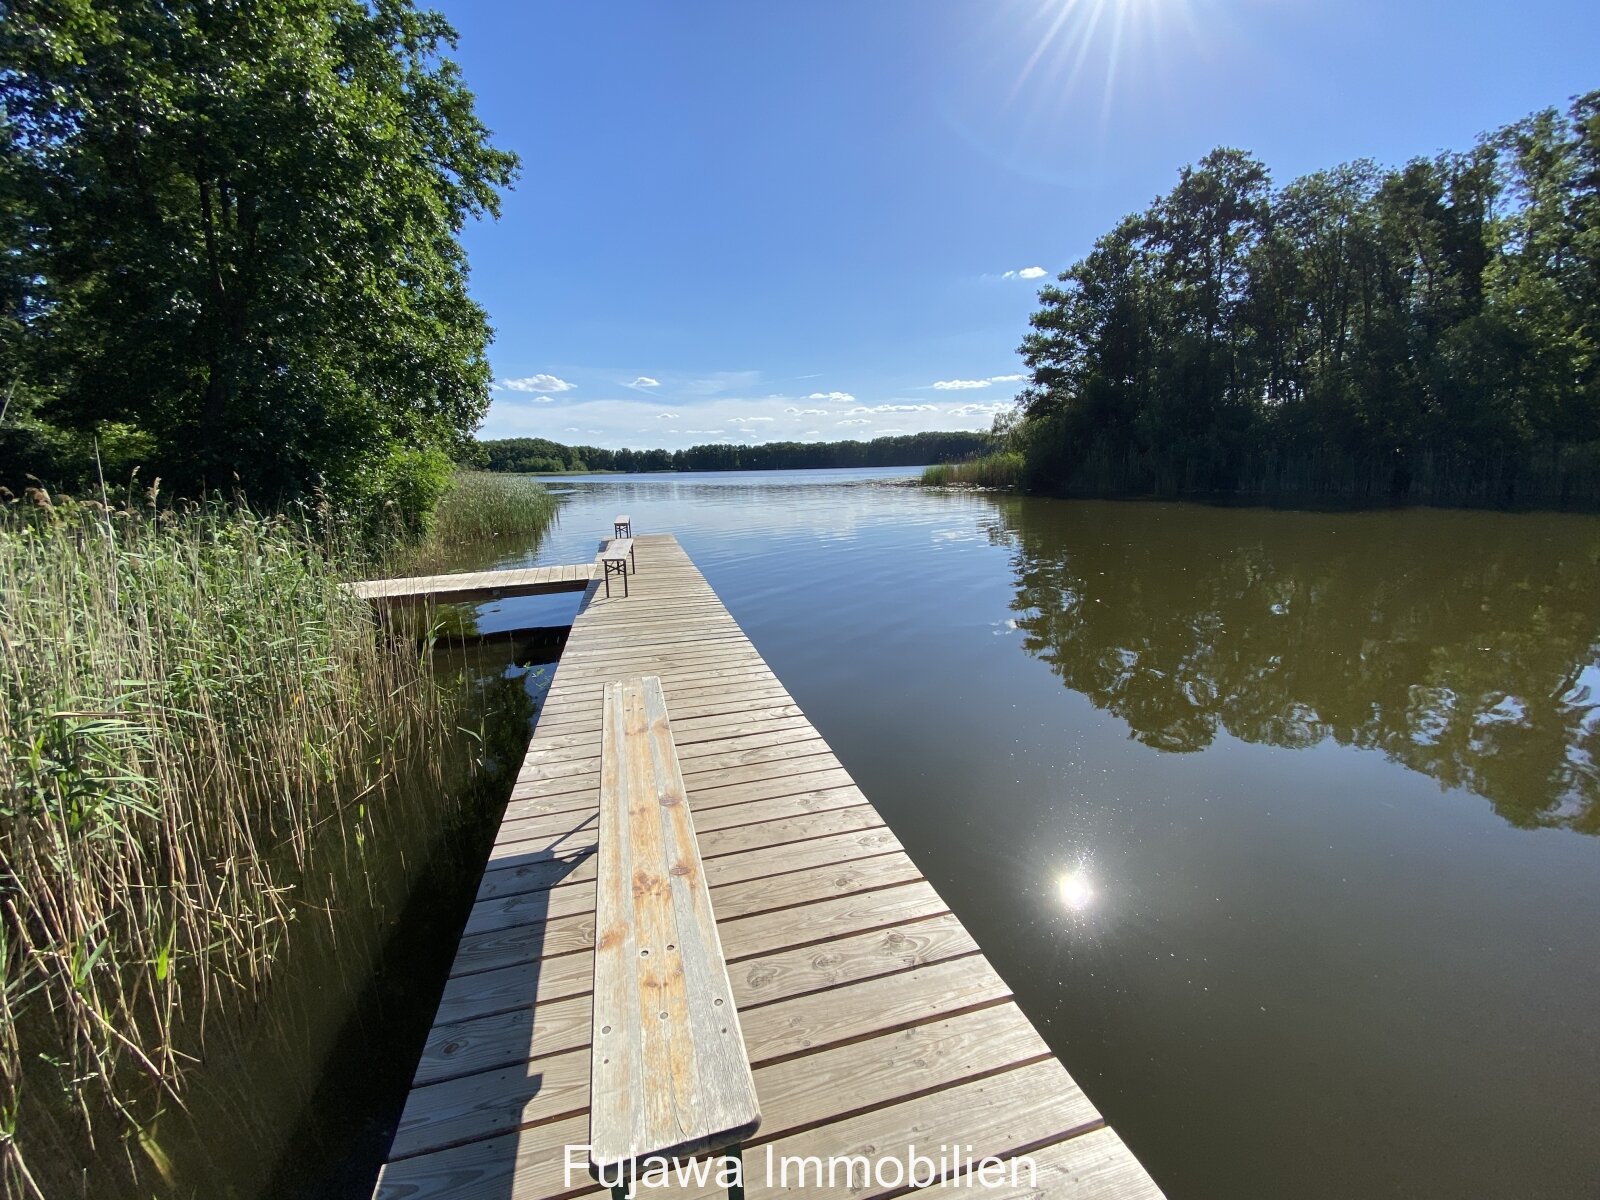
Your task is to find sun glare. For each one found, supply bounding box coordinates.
[1058,868,1096,913]
[1009,0,1197,117]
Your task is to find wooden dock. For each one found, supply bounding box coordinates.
[374,534,1162,1199]
[351,564,597,604]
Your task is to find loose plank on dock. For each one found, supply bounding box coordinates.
[374,534,1163,1199]
[349,563,598,604]
[588,675,760,1177]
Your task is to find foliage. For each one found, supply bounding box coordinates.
[0,0,518,529]
[1012,92,1600,507]
[475,430,993,474]
[0,489,488,1197]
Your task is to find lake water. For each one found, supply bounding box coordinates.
[449,467,1600,1199]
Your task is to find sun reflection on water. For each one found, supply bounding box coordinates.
[1057,867,1096,912]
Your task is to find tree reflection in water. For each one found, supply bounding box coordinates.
[987,498,1600,833]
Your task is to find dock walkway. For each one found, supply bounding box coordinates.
[351,563,596,604]
[376,533,1162,1199]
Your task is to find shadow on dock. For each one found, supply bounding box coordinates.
[377,825,597,1197]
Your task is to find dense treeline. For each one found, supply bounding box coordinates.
[1012,91,1600,507]
[472,430,990,474]
[0,0,516,534]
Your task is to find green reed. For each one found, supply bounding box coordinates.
[390,470,562,576]
[920,452,1026,489]
[0,485,481,1197]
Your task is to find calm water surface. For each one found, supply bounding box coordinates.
[465,468,1600,1199]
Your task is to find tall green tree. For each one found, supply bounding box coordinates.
[1014,91,1600,507]
[0,0,517,529]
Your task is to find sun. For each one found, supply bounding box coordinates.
[1009,0,1199,113]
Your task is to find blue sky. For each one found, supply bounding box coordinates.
[436,0,1600,448]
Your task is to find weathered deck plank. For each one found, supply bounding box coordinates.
[374,534,1161,1198]
[350,563,598,603]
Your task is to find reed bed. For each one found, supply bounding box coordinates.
[920,452,1026,489]
[0,487,488,1198]
[393,470,562,577]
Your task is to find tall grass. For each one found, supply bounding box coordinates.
[920,452,1025,489]
[0,486,491,1198]
[394,470,561,575]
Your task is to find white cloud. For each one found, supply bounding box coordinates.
[836,418,871,426]
[1002,266,1049,280]
[482,385,992,449]
[932,374,1025,391]
[498,373,574,394]
[807,391,856,403]
[626,376,660,388]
